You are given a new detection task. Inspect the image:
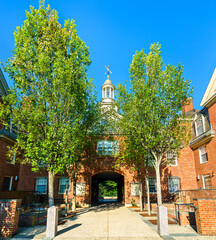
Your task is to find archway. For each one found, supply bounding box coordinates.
[91,171,124,204]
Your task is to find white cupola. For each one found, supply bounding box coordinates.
[101,66,118,112]
[101,77,115,104]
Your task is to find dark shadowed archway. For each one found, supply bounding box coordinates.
[91,171,124,204]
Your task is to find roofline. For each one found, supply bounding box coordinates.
[200,67,216,107]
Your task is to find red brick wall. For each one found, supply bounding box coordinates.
[179,212,196,226]
[194,198,216,236]
[178,189,216,203]
[0,138,20,191]
[163,145,197,191]
[0,199,21,238]
[182,98,193,114]
[17,136,198,206]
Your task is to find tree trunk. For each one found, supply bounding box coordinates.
[72,179,76,212]
[65,178,69,216]
[155,164,162,205]
[48,170,55,207]
[138,176,143,211]
[145,169,151,215]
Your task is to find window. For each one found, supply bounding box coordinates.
[199,145,208,164]
[106,87,110,98]
[195,116,205,136]
[166,151,178,166]
[149,177,156,193]
[59,177,70,194]
[131,183,140,196]
[6,151,16,164]
[202,174,211,189]
[35,177,47,194]
[97,141,119,155]
[76,183,86,196]
[168,177,179,193]
[3,176,13,191]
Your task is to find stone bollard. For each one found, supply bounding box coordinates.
[46,206,58,238]
[157,205,169,236]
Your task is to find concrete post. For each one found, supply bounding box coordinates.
[46,206,58,238]
[157,205,169,236]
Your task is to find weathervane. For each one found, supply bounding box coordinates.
[104,65,112,79]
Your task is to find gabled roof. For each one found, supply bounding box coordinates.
[0,68,9,96]
[201,68,216,107]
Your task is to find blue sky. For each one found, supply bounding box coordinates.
[1,0,216,109]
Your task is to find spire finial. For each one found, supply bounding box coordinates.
[104,65,112,79]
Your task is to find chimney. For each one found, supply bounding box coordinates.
[182,97,193,114]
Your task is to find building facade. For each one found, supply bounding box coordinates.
[0,68,19,192]
[1,68,216,206]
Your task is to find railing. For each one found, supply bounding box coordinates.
[174,203,196,225]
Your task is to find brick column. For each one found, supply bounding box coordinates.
[194,198,216,236]
[0,199,22,238]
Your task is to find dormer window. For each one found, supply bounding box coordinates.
[195,116,205,136]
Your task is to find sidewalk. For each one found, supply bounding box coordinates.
[12,203,161,240]
[11,203,216,240]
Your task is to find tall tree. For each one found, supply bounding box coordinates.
[116,43,192,205]
[116,136,153,213]
[0,1,95,207]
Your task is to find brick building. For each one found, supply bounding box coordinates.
[1,68,216,206]
[0,68,19,192]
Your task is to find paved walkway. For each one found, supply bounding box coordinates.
[12,203,162,240]
[11,203,216,240]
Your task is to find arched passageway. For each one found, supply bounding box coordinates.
[91,171,124,204]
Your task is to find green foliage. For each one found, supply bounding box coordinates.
[116,43,193,204]
[0,1,99,176]
[76,202,82,208]
[99,180,117,197]
[131,198,137,207]
[117,43,192,165]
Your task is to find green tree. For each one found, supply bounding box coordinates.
[0,1,95,207]
[116,43,192,205]
[116,136,153,213]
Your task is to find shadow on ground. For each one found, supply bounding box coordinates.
[57,223,82,236]
[82,202,123,213]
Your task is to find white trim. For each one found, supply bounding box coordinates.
[199,145,208,164]
[168,176,179,193]
[58,177,70,194]
[201,67,216,107]
[35,177,47,194]
[3,176,13,190]
[166,151,178,166]
[202,174,211,189]
[195,115,205,137]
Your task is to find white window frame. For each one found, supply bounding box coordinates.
[97,140,119,155]
[168,177,180,193]
[166,151,178,166]
[202,174,211,189]
[195,115,205,137]
[3,176,13,190]
[58,177,70,194]
[35,177,47,194]
[7,151,16,165]
[131,183,140,196]
[76,182,86,196]
[148,177,157,194]
[199,145,208,164]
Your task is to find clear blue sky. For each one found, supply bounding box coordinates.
[1,0,216,109]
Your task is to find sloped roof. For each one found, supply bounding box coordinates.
[0,68,9,96]
[201,68,216,107]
